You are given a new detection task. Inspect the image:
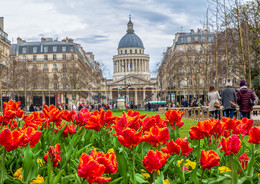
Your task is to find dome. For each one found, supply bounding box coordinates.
[118,33,144,49]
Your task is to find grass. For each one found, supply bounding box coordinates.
[111,109,198,137]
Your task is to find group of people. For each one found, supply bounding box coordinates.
[208,79,258,119]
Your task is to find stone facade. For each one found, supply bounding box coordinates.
[0,17,11,110]
[106,18,157,108]
[4,37,104,110]
[157,29,240,104]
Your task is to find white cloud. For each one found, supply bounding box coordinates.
[1,0,207,79]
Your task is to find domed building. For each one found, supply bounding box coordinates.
[106,17,157,108]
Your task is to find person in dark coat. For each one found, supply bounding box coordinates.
[237,80,255,119]
[221,79,237,119]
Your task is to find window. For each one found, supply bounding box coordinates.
[125,50,127,54]
[71,54,74,60]
[23,56,26,62]
[62,54,66,60]
[22,47,26,54]
[121,50,123,54]
[62,46,66,52]
[53,46,57,52]
[33,47,37,53]
[130,50,132,54]
[33,55,37,61]
[194,36,198,41]
[44,46,48,53]
[187,37,191,42]
[53,54,56,60]
[53,64,57,71]
[70,46,73,52]
[54,84,57,89]
[33,64,37,70]
[43,64,48,72]
[44,55,48,61]
[135,49,137,54]
[139,50,141,54]
[62,64,67,70]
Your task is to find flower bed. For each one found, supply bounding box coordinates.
[0,100,259,184]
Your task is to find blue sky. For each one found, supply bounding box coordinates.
[1,0,209,78]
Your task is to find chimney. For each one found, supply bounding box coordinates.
[17,37,26,44]
[190,29,194,34]
[0,17,4,30]
[197,28,201,33]
[41,37,46,43]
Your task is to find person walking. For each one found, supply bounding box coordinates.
[208,85,221,119]
[221,79,237,119]
[237,80,255,119]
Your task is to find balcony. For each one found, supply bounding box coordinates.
[0,34,11,45]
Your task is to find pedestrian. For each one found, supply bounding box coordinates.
[237,80,255,119]
[221,78,237,119]
[208,85,221,119]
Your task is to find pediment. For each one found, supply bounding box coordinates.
[110,74,154,86]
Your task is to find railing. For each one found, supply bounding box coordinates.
[0,34,11,45]
[159,105,260,122]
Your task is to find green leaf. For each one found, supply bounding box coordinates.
[246,144,255,177]
[190,168,200,184]
[47,157,53,184]
[135,173,149,184]
[208,175,232,184]
[163,156,175,173]
[167,176,175,184]
[52,169,63,184]
[22,144,37,183]
[114,149,128,177]
[4,176,26,184]
[155,171,164,184]
[110,177,123,184]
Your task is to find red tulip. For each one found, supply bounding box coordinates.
[43,105,63,126]
[248,126,260,144]
[75,108,91,126]
[62,110,76,122]
[22,111,46,130]
[78,152,111,183]
[165,110,184,128]
[84,111,104,131]
[142,115,167,132]
[239,153,249,170]
[113,112,142,136]
[0,128,24,152]
[101,109,117,128]
[220,135,241,156]
[127,110,146,119]
[90,148,118,174]
[161,138,193,156]
[20,127,41,148]
[54,122,77,137]
[3,100,24,119]
[117,127,143,149]
[44,144,61,167]
[200,150,220,170]
[143,150,169,173]
[222,118,237,131]
[142,125,169,147]
[233,118,253,136]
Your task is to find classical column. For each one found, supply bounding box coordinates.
[134,59,136,72]
[110,89,112,101]
[147,59,149,73]
[135,88,138,105]
[143,87,146,103]
[152,88,155,101]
